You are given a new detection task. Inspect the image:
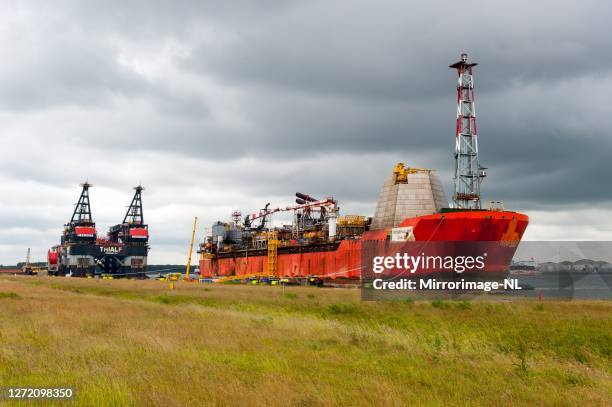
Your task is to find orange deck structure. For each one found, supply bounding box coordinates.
[199,210,529,281]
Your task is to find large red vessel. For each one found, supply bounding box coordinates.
[198,196,528,283]
[198,54,529,283]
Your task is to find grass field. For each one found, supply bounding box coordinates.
[0,275,610,406]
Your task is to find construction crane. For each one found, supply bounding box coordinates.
[22,248,44,275]
[393,163,431,184]
[185,217,198,281]
[22,248,33,275]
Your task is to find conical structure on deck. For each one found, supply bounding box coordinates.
[370,164,447,230]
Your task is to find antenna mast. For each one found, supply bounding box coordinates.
[449,53,486,209]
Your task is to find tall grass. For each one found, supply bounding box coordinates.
[0,275,610,406]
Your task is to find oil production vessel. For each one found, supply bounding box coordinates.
[198,54,529,283]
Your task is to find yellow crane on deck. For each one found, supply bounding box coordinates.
[184,217,198,281]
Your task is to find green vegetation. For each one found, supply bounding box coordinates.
[0,275,610,406]
[0,291,19,299]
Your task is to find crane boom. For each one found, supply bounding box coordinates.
[185,217,198,281]
[246,198,337,223]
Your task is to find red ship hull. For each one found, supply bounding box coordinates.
[199,210,529,281]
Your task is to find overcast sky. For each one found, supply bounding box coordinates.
[1,0,611,265]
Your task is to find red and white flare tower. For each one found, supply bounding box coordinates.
[449,53,486,209]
